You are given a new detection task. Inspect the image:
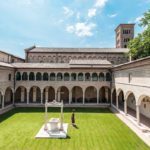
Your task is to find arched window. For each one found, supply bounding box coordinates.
[29,72,35,81]
[36,72,42,81]
[85,73,91,81]
[8,73,11,81]
[92,73,98,81]
[71,73,76,81]
[64,73,70,81]
[57,73,63,81]
[99,72,104,81]
[22,72,28,81]
[43,73,48,81]
[50,73,55,81]
[16,72,21,81]
[106,72,112,81]
[78,73,83,81]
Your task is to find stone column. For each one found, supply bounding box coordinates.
[105,87,108,102]
[33,87,37,102]
[21,87,25,102]
[58,89,61,102]
[110,91,113,106]
[55,90,57,101]
[27,91,29,104]
[116,94,118,108]
[2,95,4,109]
[69,90,72,104]
[83,89,85,104]
[97,89,99,104]
[45,88,48,102]
[13,92,15,105]
[124,100,127,115]
[136,105,140,125]
[41,89,43,104]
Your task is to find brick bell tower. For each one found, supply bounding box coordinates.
[115,24,135,48]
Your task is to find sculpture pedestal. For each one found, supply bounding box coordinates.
[35,123,68,139]
[49,118,59,131]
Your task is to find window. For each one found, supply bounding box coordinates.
[78,73,83,81]
[144,104,146,109]
[57,73,63,81]
[16,72,21,81]
[50,73,55,81]
[71,73,76,81]
[43,73,48,81]
[99,72,104,81]
[36,72,42,81]
[64,73,70,81]
[29,72,35,81]
[8,74,11,81]
[22,72,28,81]
[106,73,112,81]
[92,73,98,81]
[85,73,91,81]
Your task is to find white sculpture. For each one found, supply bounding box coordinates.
[44,99,64,131]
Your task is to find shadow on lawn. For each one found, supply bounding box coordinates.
[0,107,113,123]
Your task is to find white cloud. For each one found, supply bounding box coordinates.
[75,22,96,36]
[88,8,97,18]
[76,12,80,19]
[66,25,74,33]
[95,0,108,7]
[135,16,143,23]
[108,14,117,18]
[63,7,74,17]
[66,22,96,37]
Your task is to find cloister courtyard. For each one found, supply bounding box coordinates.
[0,107,149,150]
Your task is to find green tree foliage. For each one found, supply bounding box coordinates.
[128,10,150,59]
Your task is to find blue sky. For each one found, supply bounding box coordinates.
[0,0,150,58]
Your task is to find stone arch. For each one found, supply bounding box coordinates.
[5,87,13,106]
[117,89,124,110]
[0,89,3,109]
[137,95,150,124]
[43,86,55,103]
[57,86,69,104]
[15,86,27,103]
[99,86,111,103]
[85,86,97,103]
[29,86,41,103]
[72,86,83,103]
[112,88,116,105]
[125,91,136,118]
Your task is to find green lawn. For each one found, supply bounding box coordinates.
[0,107,149,150]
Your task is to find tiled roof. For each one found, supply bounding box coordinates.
[12,63,70,69]
[0,62,14,68]
[0,50,24,60]
[27,47,129,53]
[70,59,111,65]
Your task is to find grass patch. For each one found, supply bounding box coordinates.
[0,107,149,150]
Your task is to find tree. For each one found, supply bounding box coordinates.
[127,10,150,59]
